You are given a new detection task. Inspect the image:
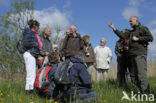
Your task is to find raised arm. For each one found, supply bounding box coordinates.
[108,22,129,39]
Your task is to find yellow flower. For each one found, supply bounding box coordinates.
[7,85,10,89]
[45,100,49,103]
[30,102,34,103]
[18,98,22,102]
[0,93,3,96]
[0,98,4,101]
[99,94,102,98]
[54,101,58,103]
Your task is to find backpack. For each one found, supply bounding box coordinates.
[17,39,25,54]
[23,28,38,48]
[54,59,79,85]
[34,66,55,94]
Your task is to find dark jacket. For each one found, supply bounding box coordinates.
[84,43,96,63]
[40,34,52,56]
[115,39,129,57]
[60,33,84,57]
[66,57,92,95]
[114,23,153,56]
[23,28,40,55]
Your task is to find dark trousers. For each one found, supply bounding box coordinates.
[117,55,131,86]
[130,55,150,93]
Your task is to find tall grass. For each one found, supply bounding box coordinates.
[0,77,156,103]
[0,60,156,103]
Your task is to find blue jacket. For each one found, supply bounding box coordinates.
[23,28,40,55]
[67,57,92,95]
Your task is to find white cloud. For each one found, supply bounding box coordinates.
[33,7,71,31]
[149,28,156,55]
[122,0,145,20]
[149,20,156,28]
[151,29,156,36]
[148,20,156,55]
[122,7,141,20]
[8,7,71,38]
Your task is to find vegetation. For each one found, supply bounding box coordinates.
[0,0,34,80]
[0,0,65,81]
[0,77,155,103]
[0,0,155,103]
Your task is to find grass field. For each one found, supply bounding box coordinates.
[0,63,156,103]
[0,76,156,103]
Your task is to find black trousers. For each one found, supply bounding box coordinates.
[117,55,131,86]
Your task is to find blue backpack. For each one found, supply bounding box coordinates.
[54,59,79,85]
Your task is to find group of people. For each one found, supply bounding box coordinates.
[21,15,153,102]
[22,20,112,102]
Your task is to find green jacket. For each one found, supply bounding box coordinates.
[114,23,153,56]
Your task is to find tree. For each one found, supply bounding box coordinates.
[0,0,34,81]
[50,25,66,52]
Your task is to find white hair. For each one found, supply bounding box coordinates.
[43,26,51,33]
[101,38,107,42]
[53,44,58,48]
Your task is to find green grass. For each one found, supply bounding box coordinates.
[0,77,156,103]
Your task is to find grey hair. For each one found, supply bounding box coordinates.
[71,25,77,32]
[101,38,107,42]
[100,38,107,45]
[130,16,139,21]
[43,26,51,33]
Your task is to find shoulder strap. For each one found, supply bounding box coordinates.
[71,63,80,73]
[42,66,48,81]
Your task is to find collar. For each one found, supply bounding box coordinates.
[31,28,37,34]
[85,43,91,46]
[99,46,105,48]
[41,33,50,40]
[69,33,80,38]
[132,22,141,30]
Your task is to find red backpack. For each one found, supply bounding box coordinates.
[34,66,54,94]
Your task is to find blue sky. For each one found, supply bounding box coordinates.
[0,0,156,59]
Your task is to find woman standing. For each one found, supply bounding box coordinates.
[23,19,42,94]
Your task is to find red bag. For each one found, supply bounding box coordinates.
[34,66,54,93]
